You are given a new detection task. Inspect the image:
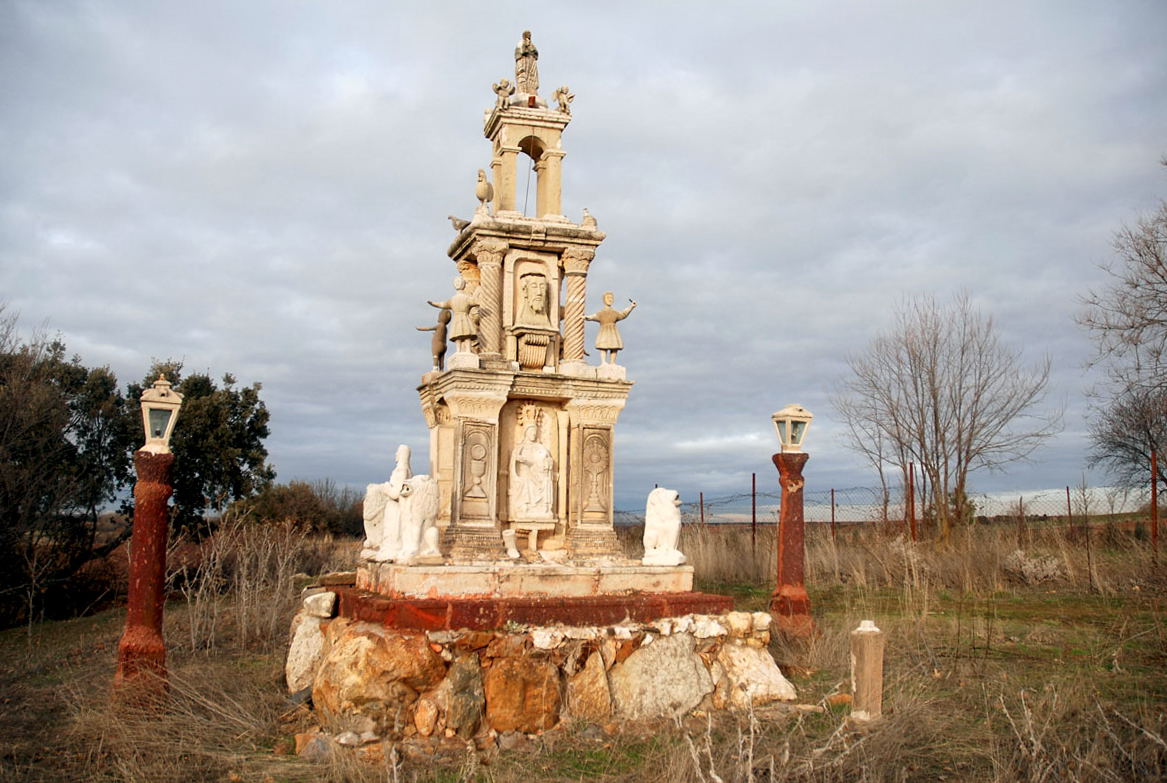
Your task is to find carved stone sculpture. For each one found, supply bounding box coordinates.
[585,291,637,364]
[417,308,450,371]
[514,30,539,94]
[643,487,686,566]
[362,445,412,561]
[517,273,551,328]
[396,475,441,565]
[509,415,554,521]
[474,169,494,211]
[428,277,478,356]
[492,78,514,109]
[553,85,574,115]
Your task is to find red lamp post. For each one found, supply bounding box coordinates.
[769,404,814,637]
[114,376,183,703]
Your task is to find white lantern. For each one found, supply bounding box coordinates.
[139,376,184,454]
[771,404,813,453]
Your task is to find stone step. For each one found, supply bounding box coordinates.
[445,525,507,561]
[567,525,623,559]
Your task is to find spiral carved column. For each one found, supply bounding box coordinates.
[561,247,593,362]
[473,239,508,359]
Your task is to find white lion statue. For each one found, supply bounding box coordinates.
[396,475,441,565]
[643,487,686,566]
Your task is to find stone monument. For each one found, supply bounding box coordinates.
[287,34,796,745]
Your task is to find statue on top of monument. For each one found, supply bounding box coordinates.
[492,78,514,110]
[585,291,638,364]
[475,169,494,212]
[428,276,478,356]
[417,307,450,371]
[514,30,539,94]
[552,85,573,115]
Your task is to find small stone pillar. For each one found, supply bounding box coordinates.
[560,247,593,364]
[849,620,884,725]
[474,239,508,359]
[114,450,174,703]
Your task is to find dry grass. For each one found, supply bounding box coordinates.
[1,520,1164,781]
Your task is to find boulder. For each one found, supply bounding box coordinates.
[566,650,611,722]
[414,697,439,737]
[286,613,328,693]
[303,590,337,618]
[716,642,797,708]
[484,657,561,733]
[445,654,485,738]
[312,623,446,736]
[608,633,712,719]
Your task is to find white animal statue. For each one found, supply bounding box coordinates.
[642,487,686,566]
[396,474,441,565]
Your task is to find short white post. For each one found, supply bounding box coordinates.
[850,619,884,725]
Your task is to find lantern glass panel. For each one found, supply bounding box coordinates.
[791,420,806,444]
[148,408,172,439]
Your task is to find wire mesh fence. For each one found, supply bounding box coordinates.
[614,482,1152,530]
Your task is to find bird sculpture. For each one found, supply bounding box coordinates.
[448,215,470,231]
[475,169,494,210]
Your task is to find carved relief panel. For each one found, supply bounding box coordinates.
[503,250,561,370]
[454,421,496,522]
[580,427,611,523]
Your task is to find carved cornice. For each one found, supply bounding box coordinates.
[472,238,509,265]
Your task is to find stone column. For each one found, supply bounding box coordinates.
[473,239,508,359]
[538,149,566,218]
[114,450,174,703]
[770,451,813,637]
[560,247,593,366]
[496,145,521,214]
[533,157,548,217]
[849,620,885,725]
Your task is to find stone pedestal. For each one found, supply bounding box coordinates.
[770,451,814,637]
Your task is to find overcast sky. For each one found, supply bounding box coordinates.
[3,1,1165,509]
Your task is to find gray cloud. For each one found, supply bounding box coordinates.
[2,1,1165,508]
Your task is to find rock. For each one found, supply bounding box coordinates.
[484,657,561,733]
[827,692,853,707]
[286,613,328,692]
[335,730,361,746]
[486,634,527,658]
[427,630,460,644]
[751,611,772,632]
[672,615,694,634]
[414,697,439,737]
[303,591,337,618]
[446,654,485,738]
[608,633,712,719]
[312,623,447,736]
[716,643,797,708]
[297,734,331,761]
[563,626,599,640]
[566,651,612,722]
[497,730,527,751]
[724,612,753,637]
[531,628,564,650]
[692,616,727,639]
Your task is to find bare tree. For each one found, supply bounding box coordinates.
[1080,199,1167,394]
[1080,177,1167,485]
[835,293,1061,544]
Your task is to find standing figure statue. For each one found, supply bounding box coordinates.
[585,291,638,364]
[552,85,574,115]
[362,445,412,562]
[492,78,514,110]
[509,423,554,520]
[428,277,478,356]
[417,307,450,371]
[514,30,539,94]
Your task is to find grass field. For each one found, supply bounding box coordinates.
[1,519,1164,782]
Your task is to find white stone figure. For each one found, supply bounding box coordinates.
[474,169,494,213]
[492,78,514,109]
[396,474,441,565]
[514,30,539,95]
[362,445,412,562]
[428,277,478,356]
[586,291,637,364]
[553,85,574,115]
[509,423,554,520]
[643,487,686,566]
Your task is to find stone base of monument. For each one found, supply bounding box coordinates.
[286,591,798,743]
[356,561,694,599]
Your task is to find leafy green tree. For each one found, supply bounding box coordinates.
[129,362,276,533]
[0,311,136,624]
